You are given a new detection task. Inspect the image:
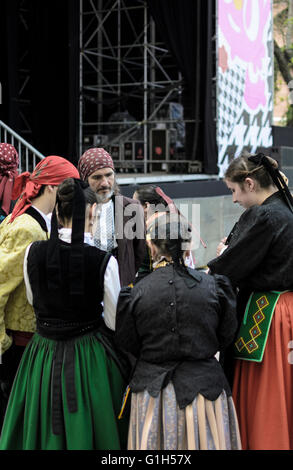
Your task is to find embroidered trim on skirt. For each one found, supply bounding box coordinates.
[232,291,293,450]
[128,382,242,450]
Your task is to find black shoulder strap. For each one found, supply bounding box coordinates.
[99,251,113,288]
[25,207,48,233]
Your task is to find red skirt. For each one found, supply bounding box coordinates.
[232,292,293,450]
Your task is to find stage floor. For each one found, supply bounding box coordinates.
[116,172,219,186]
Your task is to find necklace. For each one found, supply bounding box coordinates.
[153,259,174,270]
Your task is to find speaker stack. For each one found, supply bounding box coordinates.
[150,128,168,171]
[271,146,293,188]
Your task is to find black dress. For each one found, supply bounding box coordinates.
[115,262,242,450]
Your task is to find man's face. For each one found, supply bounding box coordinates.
[88,167,115,203]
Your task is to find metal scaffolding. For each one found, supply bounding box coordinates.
[17,0,33,142]
[79,0,196,174]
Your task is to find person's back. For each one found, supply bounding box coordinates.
[0,178,128,450]
[115,214,241,450]
[117,263,237,407]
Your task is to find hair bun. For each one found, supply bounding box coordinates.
[57,178,75,202]
[267,156,278,170]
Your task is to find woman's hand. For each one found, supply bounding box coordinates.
[216,237,227,257]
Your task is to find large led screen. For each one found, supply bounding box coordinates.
[217,0,273,176]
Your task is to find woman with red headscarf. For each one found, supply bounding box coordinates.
[0,144,19,224]
[0,155,79,430]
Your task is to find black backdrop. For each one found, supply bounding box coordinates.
[0,0,218,172]
[147,0,218,174]
[0,0,80,164]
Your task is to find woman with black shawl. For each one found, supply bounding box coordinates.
[115,213,241,450]
[208,153,293,450]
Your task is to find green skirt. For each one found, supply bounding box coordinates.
[0,333,129,450]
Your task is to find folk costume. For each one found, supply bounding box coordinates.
[0,180,128,450]
[115,259,242,450]
[0,156,79,429]
[0,143,19,223]
[208,154,293,450]
[78,148,146,287]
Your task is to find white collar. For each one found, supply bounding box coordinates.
[97,199,113,212]
[31,205,51,232]
[58,227,94,246]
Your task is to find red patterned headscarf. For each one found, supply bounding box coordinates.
[0,143,19,215]
[78,148,114,181]
[155,186,207,249]
[10,155,79,222]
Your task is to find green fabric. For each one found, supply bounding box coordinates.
[233,291,282,363]
[0,333,129,450]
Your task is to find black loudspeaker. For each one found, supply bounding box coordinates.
[124,142,133,161]
[110,145,120,161]
[271,146,293,188]
[272,126,293,148]
[134,142,144,161]
[150,129,168,161]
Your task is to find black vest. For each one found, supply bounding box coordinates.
[27,240,111,340]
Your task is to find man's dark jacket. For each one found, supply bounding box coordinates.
[113,195,146,287]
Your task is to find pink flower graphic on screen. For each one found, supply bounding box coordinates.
[219,0,271,110]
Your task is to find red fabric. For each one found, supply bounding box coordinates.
[155,186,178,214]
[78,148,114,180]
[0,143,19,215]
[232,292,293,450]
[155,186,207,249]
[10,155,79,222]
[10,331,34,347]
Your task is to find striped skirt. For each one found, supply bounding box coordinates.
[128,383,242,450]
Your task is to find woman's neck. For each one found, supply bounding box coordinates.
[62,221,72,229]
[60,220,92,233]
[256,187,278,206]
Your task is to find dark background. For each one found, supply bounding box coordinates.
[0,0,218,172]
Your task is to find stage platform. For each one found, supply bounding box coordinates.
[116,172,230,199]
[116,172,219,186]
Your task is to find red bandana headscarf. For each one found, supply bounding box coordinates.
[155,186,207,249]
[78,148,114,181]
[0,143,19,215]
[10,155,79,222]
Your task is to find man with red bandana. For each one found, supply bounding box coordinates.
[78,148,146,288]
[0,155,79,428]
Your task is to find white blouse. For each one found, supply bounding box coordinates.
[23,228,121,331]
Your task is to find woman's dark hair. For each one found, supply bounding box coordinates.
[35,185,46,198]
[56,178,96,223]
[135,185,169,207]
[147,214,191,271]
[48,178,96,296]
[225,154,279,189]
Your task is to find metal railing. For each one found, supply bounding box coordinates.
[0,120,45,173]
